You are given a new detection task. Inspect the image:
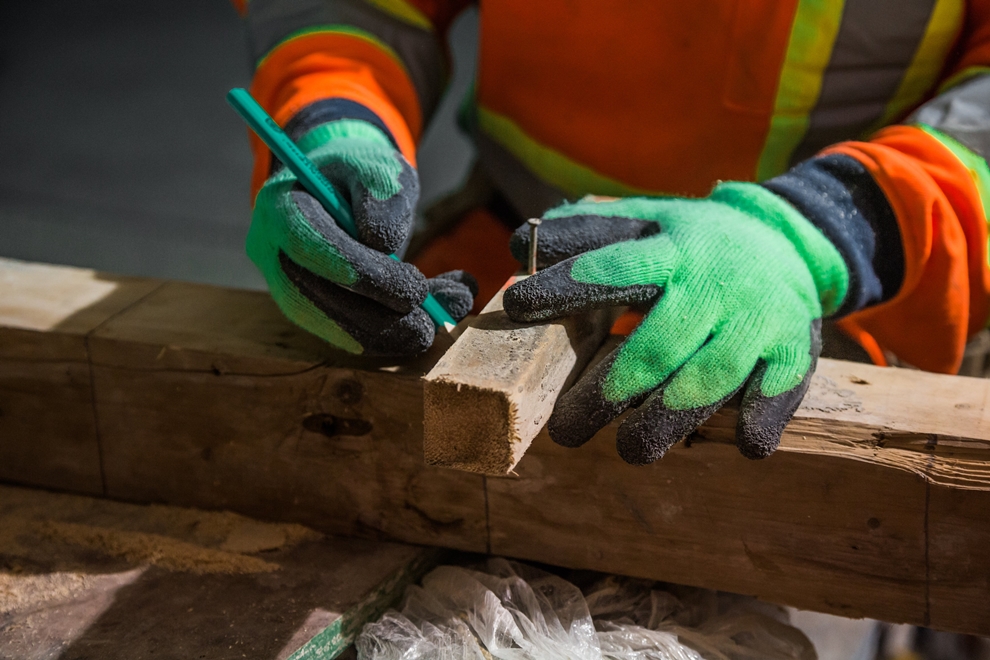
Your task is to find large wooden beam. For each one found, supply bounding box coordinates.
[2,257,989,635]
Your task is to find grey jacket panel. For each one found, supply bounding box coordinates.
[909,73,990,159]
[247,0,447,122]
[791,0,937,164]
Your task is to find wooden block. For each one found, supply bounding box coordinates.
[0,258,161,493]
[0,483,443,660]
[423,276,616,475]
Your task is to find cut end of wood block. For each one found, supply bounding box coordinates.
[423,378,526,475]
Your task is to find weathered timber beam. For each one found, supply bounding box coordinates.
[2,257,989,635]
[424,275,617,475]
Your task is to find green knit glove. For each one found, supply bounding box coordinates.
[504,182,849,463]
[248,119,474,356]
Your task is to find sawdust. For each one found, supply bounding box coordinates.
[39,521,280,575]
[0,568,143,615]
[0,485,322,577]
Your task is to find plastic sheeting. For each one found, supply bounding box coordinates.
[356,558,816,660]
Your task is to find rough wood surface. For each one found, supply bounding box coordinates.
[0,484,441,660]
[0,259,162,494]
[424,275,616,475]
[86,278,487,553]
[3,258,990,635]
[482,337,990,632]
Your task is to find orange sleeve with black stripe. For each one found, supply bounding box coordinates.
[237,0,470,198]
[821,0,990,374]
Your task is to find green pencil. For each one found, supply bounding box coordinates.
[226,88,456,331]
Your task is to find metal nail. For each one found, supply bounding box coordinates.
[527,218,541,276]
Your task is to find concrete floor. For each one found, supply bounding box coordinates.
[0,483,876,660]
[0,0,476,290]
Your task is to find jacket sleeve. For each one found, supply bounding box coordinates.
[818,1,990,373]
[235,0,470,197]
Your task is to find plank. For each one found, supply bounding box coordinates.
[423,275,616,475]
[0,483,443,660]
[3,258,990,634]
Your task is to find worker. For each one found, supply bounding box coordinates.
[233,0,990,464]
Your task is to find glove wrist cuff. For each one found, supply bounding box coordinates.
[295,119,395,157]
[285,98,401,152]
[762,154,904,318]
[710,182,850,316]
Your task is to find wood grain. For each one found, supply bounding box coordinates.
[424,276,616,475]
[0,258,162,493]
[86,280,488,553]
[3,258,990,634]
[484,342,990,628]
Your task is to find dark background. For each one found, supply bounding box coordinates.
[0,0,477,289]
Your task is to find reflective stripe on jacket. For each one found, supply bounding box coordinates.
[239,0,990,373]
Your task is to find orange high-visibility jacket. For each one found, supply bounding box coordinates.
[235,0,990,374]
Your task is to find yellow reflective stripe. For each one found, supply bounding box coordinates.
[916,124,990,218]
[255,25,409,78]
[869,0,964,135]
[363,0,432,30]
[477,105,659,198]
[916,124,990,264]
[756,0,845,181]
[938,65,990,94]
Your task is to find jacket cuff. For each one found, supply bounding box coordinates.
[762,153,905,318]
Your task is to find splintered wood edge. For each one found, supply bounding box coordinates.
[423,378,522,475]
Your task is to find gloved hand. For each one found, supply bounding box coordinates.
[504,182,849,463]
[248,117,476,356]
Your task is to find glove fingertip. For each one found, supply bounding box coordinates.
[616,402,712,465]
[433,269,479,297]
[503,260,587,323]
[615,419,672,465]
[735,422,784,460]
[737,319,822,460]
[547,405,597,448]
[548,351,633,449]
[427,271,478,322]
[502,276,545,323]
[376,261,428,313]
[362,307,435,357]
[736,373,810,460]
[616,384,737,465]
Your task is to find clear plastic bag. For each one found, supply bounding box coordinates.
[356,558,816,660]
